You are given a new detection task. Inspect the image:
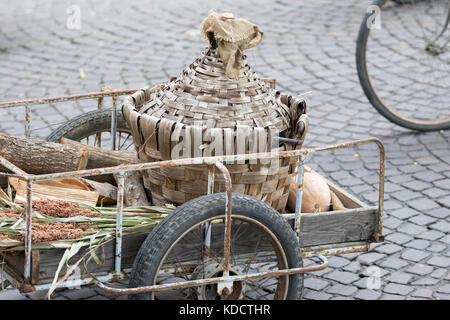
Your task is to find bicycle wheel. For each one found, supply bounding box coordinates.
[45,108,134,151]
[356,0,450,131]
[129,193,303,300]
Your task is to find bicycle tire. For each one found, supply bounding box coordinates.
[129,193,304,300]
[356,0,450,131]
[45,108,131,143]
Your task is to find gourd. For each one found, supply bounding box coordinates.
[287,170,331,213]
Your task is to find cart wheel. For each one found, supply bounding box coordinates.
[129,193,304,300]
[45,109,134,151]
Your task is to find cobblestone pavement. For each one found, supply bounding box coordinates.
[0,0,449,300]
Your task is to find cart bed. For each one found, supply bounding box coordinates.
[2,176,378,287]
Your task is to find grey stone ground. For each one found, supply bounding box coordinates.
[0,0,448,300]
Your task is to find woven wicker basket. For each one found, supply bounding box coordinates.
[122,47,307,211]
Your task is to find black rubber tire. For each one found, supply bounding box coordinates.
[129,193,304,300]
[356,0,450,131]
[45,108,131,143]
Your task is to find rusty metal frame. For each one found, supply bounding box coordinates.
[0,137,385,294]
[0,90,385,296]
[0,88,139,152]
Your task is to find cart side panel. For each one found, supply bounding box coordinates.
[284,207,378,247]
[2,175,379,286]
[31,233,148,283]
[3,208,377,286]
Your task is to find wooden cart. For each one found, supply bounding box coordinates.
[0,89,385,300]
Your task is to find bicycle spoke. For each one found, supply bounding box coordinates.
[360,0,450,129]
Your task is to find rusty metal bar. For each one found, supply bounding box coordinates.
[97,254,329,295]
[114,173,125,273]
[214,161,233,281]
[27,150,309,182]
[204,164,216,259]
[110,96,118,151]
[207,164,215,195]
[24,105,31,138]
[0,136,384,294]
[0,89,139,108]
[294,155,304,238]
[30,270,130,293]
[301,241,370,258]
[95,93,106,147]
[23,180,33,287]
[22,138,385,245]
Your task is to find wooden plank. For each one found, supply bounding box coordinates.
[35,233,148,282]
[283,207,378,247]
[3,252,24,277]
[31,251,40,284]
[10,177,99,207]
[6,173,378,285]
[31,206,377,284]
[328,182,367,209]
[82,179,117,205]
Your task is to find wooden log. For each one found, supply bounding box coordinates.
[114,170,150,207]
[82,179,117,205]
[0,134,88,175]
[60,138,137,169]
[60,138,139,185]
[9,177,99,207]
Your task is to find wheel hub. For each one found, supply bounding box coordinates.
[192,263,245,300]
[425,42,447,56]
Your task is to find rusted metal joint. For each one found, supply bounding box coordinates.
[20,281,34,293]
[96,254,329,296]
[371,233,385,243]
[217,280,234,296]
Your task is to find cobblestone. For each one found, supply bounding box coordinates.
[385,272,413,285]
[325,284,358,296]
[404,240,430,250]
[356,252,386,266]
[401,249,431,262]
[408,199,440,211]
[323,271,360,285]
[379,256,409,270]
[437,284,450,294]
[405,264,434,276]
[303,277,329,291]
[411,288,433,299]
[411,277,441,286]
[427,243,447,253]
[427,256,450,268]
[302,289,332,300]
[374,243,403,255]
[380,293,405,300]
[383,283,414,296]
[354,289,382,300]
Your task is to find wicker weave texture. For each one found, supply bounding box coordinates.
[122,48,306,210]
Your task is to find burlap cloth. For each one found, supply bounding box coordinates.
[200,11,264,80]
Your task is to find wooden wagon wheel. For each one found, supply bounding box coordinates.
[128,193,304,300]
